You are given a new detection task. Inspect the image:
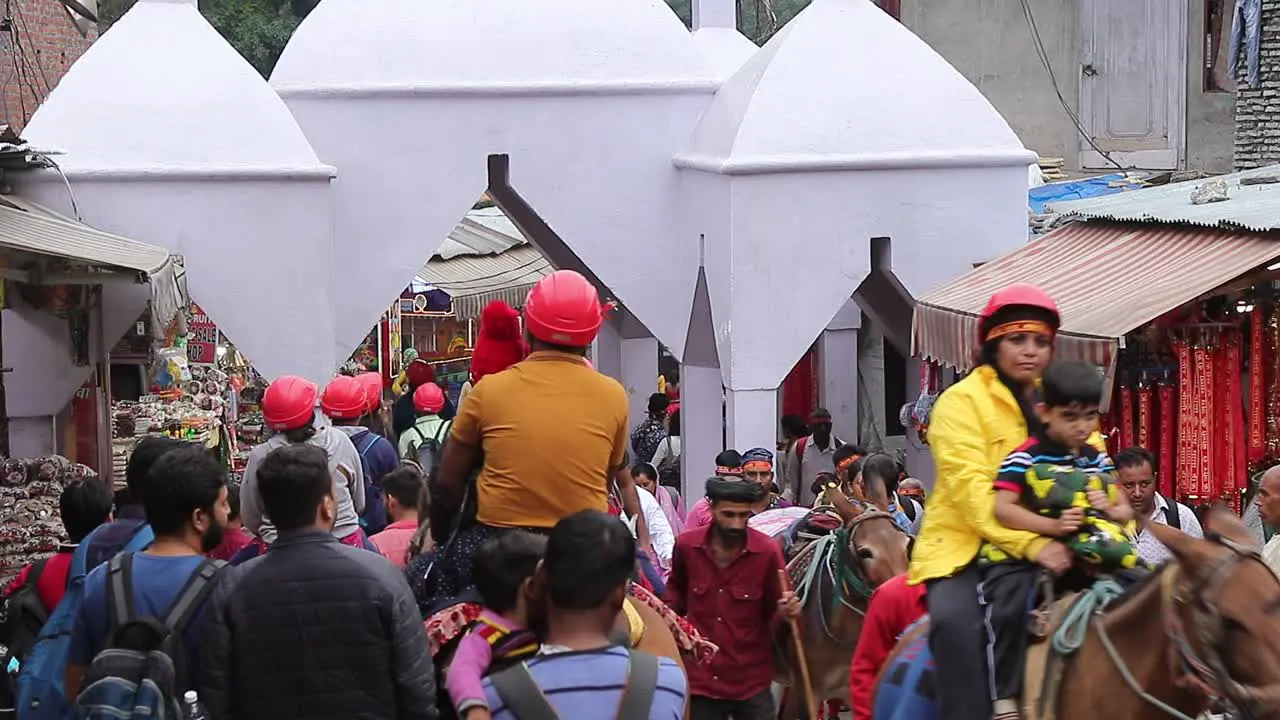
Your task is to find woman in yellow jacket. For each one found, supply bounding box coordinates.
[908,283,1082,720]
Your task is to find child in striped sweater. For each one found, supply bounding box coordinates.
[446,531,547,720]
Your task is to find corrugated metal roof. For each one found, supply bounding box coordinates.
[435,206,528,259]
[419,245,551,292]
[418,244,552,319]
[1049,164,1280,231]
[0,196,186,329]
[0,199,173,275]
[914,221,1280,371]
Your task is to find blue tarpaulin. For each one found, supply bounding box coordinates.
[1028,173,1140,213]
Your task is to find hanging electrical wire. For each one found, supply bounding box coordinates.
[1020,0,1124,170]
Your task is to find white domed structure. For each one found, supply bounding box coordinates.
[675,0,1036,452]
[691,28,758,80]
[273,0,717,370]
[16,0,337,396]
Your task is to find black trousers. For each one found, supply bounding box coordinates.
[926,564,992,720]
[689,690,775,720]
[978,562,1039,701]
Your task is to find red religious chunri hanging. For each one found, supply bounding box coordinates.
[1192,343,1216,501]
[1175,340,1197,501]
[1215,333,1245,512]
[1250,305,1268,466]
[1158,381,1175,499]
[1136,381,1153,452]
[1268,306,1280,461]
[1118,385,1136,452]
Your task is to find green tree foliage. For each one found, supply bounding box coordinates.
[94,0,319,78]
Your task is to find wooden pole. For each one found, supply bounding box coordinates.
[778,569,819,720]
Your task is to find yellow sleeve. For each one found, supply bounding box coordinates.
[928,390,1051,561]
[391,372,407,397]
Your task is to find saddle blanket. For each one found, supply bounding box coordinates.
[424,583,719,665]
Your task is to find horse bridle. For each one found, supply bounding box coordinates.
[1161,535,1280,719]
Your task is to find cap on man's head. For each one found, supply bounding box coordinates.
[741,447,774,472]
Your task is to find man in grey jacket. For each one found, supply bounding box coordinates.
[200,444,436,720]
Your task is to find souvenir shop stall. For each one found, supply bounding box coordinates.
[1102,294,1271,514]
[0,456,101,585]
[107,303,267,486]
[911,212,1280,512]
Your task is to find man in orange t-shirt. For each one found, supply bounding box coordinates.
[427,271,648,610]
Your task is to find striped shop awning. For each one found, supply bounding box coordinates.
[913,221,1280,372]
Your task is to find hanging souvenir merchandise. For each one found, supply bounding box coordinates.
[1249,305,1268,468]
[1136,381,1153,452]
[0,456,99,586]
[1118,385,1136,452]
[1215,332,1247,512]
[110,364,228,489]
[1157,381,1175,499]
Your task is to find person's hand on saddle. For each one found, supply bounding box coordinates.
[1033,539,1073,576]
[1055,507,1085,536]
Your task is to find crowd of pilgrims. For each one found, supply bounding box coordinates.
[0,275,1190,720]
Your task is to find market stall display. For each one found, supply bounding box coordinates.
[0,456,99,586]
[110,364,229,488]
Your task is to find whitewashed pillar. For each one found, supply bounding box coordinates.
[593,321,623,382]
[725,388,777,458]
[692,0,735,29]
[819,299,860,446]
[679,364,722,509]
[621,336,659,431]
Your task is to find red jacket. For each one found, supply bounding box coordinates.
[849,574,927,720]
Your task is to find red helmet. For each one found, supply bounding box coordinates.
[320,375,366,420]
[977,283,1060,341]
[523,270,612,347]
[355,372,383,414]
[263,375,319,431]
[413,383,445,414]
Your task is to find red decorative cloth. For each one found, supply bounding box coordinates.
[1119,386,1136,451]
[425,602,485,656]
[628,581,719,666]
[1250,306,1267,465]
[1136,385,1153,451]
[470,301,527,384]
[1176,340,1196,502]
[1158,382,1175,500]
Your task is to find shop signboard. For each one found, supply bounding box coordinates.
[188,304,218,364]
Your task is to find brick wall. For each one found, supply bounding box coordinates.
[0,0,95,131]
[1234,0,1280,170]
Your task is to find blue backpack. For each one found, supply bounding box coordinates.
[355,431,388,534]
[15,524,155,719]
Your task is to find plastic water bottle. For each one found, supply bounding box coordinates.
[183,690,210,720]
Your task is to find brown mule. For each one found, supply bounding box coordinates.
[873,507,1280,720]
[775,492,911,719]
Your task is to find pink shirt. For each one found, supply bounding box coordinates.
[369,520,418,569]
[447,610,523,713]
[686,496,713,530]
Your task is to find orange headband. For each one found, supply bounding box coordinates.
[715,465,742,476]
[836,454,863,474]
[985,320,1054,342]
[742,460,772,472]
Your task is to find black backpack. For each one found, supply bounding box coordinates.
[73,554,225,720]
[0,558,54,664]
[490,650,661,720]
[405,421,450,476]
